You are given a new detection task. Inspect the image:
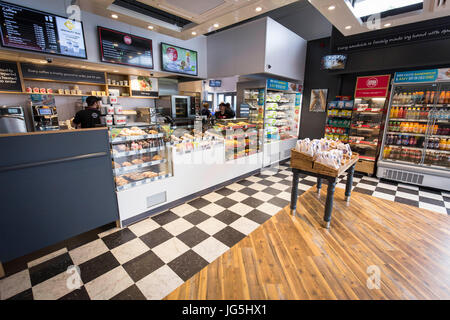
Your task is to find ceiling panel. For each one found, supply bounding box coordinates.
[164,0,225,16]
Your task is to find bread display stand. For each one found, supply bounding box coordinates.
[290,149,359,228]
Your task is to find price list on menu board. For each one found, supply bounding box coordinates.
[98,27,153,69]
[0,1,86,58]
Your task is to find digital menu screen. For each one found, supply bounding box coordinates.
[161,43,198,76]
[98,26,153,69]
[0,1,87,58]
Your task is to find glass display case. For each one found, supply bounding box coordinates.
[348,98,386,174]
[264,90,300,143]
[215,119,261,161]
[378,76,450,188]
[324,100,353,143]
[109,125,173,191]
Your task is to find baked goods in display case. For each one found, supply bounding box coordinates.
[109,125,173,191]
[170,129,224,154]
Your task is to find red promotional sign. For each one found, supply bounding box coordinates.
[355,75,391,98]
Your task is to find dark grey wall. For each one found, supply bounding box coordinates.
[299,38,341,139]
[0,129,119,262]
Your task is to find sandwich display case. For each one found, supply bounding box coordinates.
[377,68,450,190]
[109,125,173,191]
[349,98,387,175]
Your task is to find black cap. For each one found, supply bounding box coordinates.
[86,96,101,106]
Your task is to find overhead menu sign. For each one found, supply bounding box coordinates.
[0,1,87,58]
[355,75,391,98]
[21,63,105,83]
[0,60,21,92]
[394,68,450,84]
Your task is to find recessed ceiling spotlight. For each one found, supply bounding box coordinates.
[345,25,352,29]
[39,60,48,64]
[384,23,392,27]
[191,31,197,35]
[213,23,219,28]
[328,5,336,10]
[255,7,262,12]
[148,25,154,30]
[111,14,118,19]
[113,70,118,73]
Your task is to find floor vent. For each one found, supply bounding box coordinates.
[384,169,424,185]
[146,192,167,208]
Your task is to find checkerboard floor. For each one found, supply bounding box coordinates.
[1,162,449,300]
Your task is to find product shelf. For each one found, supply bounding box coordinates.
[113,159,167,175]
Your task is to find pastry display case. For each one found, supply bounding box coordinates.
[169,127,224,154]
[109,125,173,191]
[349,98,386,175]
[215,119,261,161]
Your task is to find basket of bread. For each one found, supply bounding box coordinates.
[291,138,358,177]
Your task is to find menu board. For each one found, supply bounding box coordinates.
[161,43,198,76]
[0,1,87,58]
[0,60,21,92]
[130,76,158,97]
[98,27,153,69]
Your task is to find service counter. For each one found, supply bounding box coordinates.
[0,128,119,267]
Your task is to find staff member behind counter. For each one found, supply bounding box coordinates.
[72,96,102,129]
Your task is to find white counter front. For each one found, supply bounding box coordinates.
[116,145,263,225]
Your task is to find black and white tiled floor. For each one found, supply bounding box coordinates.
[1,162,449,300]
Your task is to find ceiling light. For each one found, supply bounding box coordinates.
[114,70,118,72]
[213,23,219,28]
[111,14,118,19]
[384,23,392,27]
[148,25,154,30]
[39,60,48,64]
[345,25,352,29]
[191,31,197,36]
[328,5,336,10]
[255,7,262,12]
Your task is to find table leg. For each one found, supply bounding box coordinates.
[290,170,300,217]
[317,177,322,194]
[345,164,356,202]
[323,179,336,229]
[0,261,4,278]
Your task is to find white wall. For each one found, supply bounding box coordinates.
[207,17,306,81]
[207,18,267,79]
[264,18,307,82]
[4,0,208,78]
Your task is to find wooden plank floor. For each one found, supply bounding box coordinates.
[164,186,450,300]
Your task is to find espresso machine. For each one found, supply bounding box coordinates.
[30,95,60,131]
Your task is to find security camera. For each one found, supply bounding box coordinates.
[267,64,272,69]
[150,73,154,76]
[46,58,53,63]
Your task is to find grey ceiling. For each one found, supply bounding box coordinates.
[204,0,332,41]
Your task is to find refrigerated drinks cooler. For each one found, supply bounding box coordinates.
[377,68,450,191]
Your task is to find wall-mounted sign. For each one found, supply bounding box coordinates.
[0,1,87,59]
[267,78,302,92]
[393,68,450,84]
[161,43,198,76]
[130,76,158,97]
[209,80,222,87]
[258,89,265,106]
[355,75,391,98]
[0,61,22,92]
[98,27,153,69]
[21,63,105,84]
[332,22,450,53]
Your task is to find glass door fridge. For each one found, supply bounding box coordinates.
[377,70,450,190]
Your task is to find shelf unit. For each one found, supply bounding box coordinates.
[324,100,353,143]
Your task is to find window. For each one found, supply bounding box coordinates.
[352,0,423,18]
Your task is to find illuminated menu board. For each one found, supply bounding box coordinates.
[98,26,153,69]
[0,1,87,58]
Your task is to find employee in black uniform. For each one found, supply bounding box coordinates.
[72,96,102,129]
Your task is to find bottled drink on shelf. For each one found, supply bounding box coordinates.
[439,91,446,104]
[445,91,450,104]
[425,91,431,104]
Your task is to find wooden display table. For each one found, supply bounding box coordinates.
[289,149,359,228]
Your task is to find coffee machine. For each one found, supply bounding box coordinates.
[30,95,60,131]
